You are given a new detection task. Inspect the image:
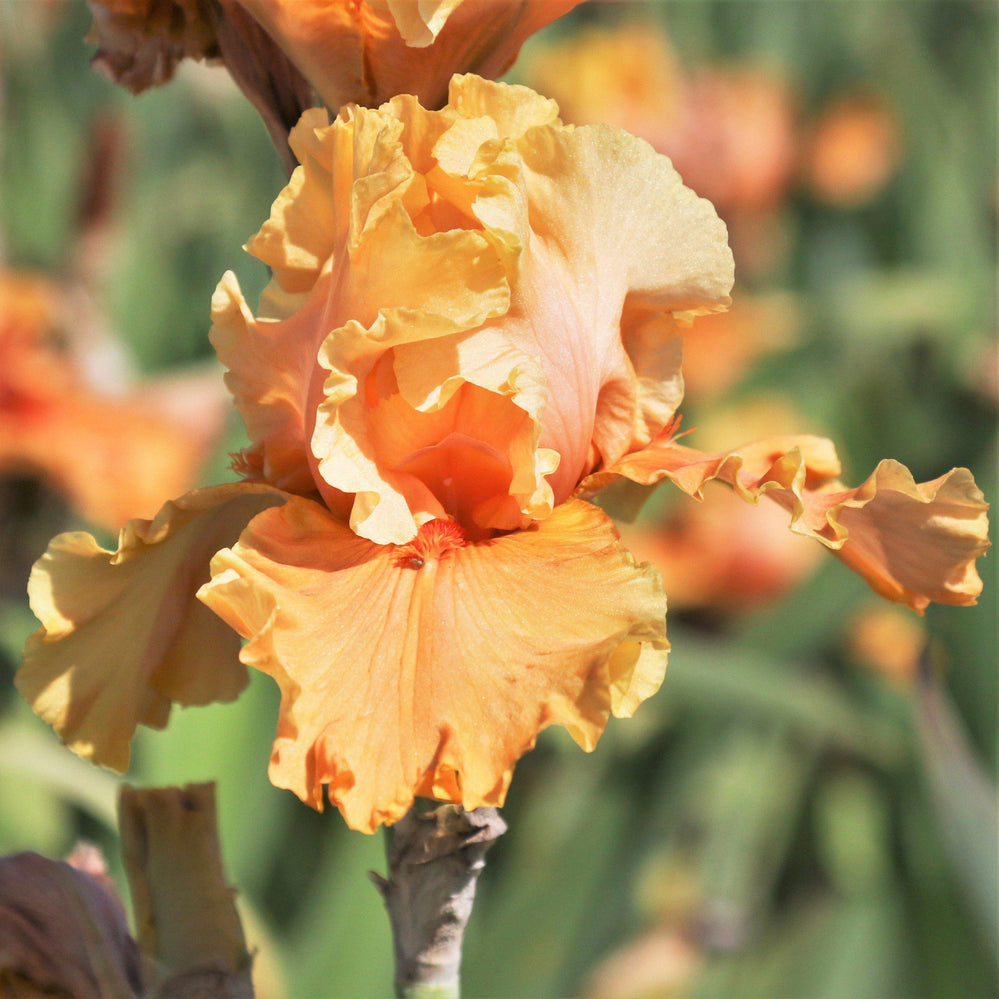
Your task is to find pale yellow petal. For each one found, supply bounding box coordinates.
[199,497,667,832]
[17,485,286,771]
[382,0,464,46]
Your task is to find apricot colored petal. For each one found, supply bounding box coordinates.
[600,438,990,613]
[445,72,561,143]
[16,484,286,771]
[238,0,580,112]
[610,313,685,455]
[199,497,667,832]
[339,198,510,331]
[246,106,416,298]
[308,203,513,542]
[384,327,557,530]
[242,110,341,296]
[381,0,464,46]
[464,94,733,497]
[812,462,989,611]
[210,271,323,492]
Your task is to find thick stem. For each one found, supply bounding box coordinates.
[371,802,507,999]
[119,782,253,998]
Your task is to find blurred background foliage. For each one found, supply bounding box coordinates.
[0,2,995,997]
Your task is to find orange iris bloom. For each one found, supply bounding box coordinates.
[18,78,989,832]
[88,0,580,109]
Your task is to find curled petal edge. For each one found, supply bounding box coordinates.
[199,497,668,832]
[17,484,288,771]
[590,437,989,614]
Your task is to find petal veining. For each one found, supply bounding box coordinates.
[198,496,667,832]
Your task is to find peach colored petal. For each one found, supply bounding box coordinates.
[312,313,554,543]
[210,270,323,493]
[210,104,421,492]
[236,0,581,113]
[215,102,514,520]
[198,497,667,832]
[16,484,286,771]
[598,437,989,614]
[456,74,733,497]
[246,106,417,298]
[220,77,733,546]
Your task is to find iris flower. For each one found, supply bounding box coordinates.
[18,77,989,832]
[86,0,579,166]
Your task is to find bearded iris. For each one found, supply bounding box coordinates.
[18,77,988,833]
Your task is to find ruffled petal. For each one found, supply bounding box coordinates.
[597,436,990,613]
[457,74,733,498]
[221,77,734,542]
[312,315,554,543]
[198,496,667,832]
[16,484,286,771]
[210,270,329,493]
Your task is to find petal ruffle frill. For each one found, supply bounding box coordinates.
[468,103,734,498]
[198,496,668,832]
[592,436,990,614]
[17,484,287,770]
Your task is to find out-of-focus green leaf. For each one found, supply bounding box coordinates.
[915,676,999,966]
[813,769,893,897]
[694,894,912,999]
[694,728,816,938]
[659,628,906,767]
[283,825,391,999]
[0,710,120,830]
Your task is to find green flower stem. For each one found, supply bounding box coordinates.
[372,803,507,999]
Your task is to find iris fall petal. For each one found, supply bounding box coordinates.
[199,496,667,832]
[17,485,286,770]
[598,437,989,613]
